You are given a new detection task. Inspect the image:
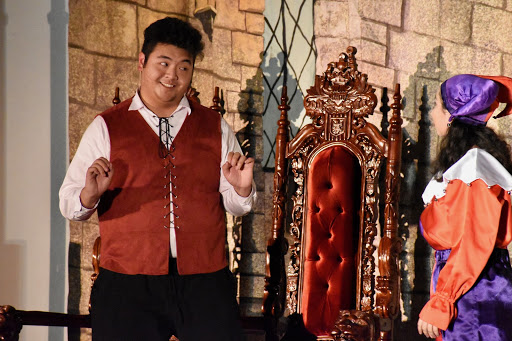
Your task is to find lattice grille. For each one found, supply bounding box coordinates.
[262,0,316,168]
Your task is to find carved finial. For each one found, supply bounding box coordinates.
[347,46,358,71]
[112,87,120,105]
[278,86,290,114]
[210,86,222,114]
[186,86,201,104]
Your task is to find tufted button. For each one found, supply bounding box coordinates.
[324,283,329,289]
[326,182,333,189]
[337,256,343,263]
[327,233,332,239]
[314,255,320,261]
[313,205,320,213]
[337,206,343,213]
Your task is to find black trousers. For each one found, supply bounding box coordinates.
[90,259,243,341]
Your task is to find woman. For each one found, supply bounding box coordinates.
[417,74,512,340]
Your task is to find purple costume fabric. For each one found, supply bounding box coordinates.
[441,74,499,126]
[432,248,512,341]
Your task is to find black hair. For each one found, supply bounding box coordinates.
[141,17,204,64]
[432,119,512,180]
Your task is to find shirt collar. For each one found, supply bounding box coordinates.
[129,90,192,117]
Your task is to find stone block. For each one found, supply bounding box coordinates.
[357,0,403,27]
[475,0,504,7]
[68,0,96,48]
[442,41,501,75]
[79,269,94,314]
[147,0,188,15]
[492,112,512,138]
[358,61,395,90]
[214,0,246,31]
[67,264,82,314]
[69,241,82,269]
[504,54,512,82]
[233,32,264,67]
[190,69,214,105]
[358,39,386,66]
[440,0,471,44]
[242,66,264,94]
[138,8,188,52]
[239,297,264,317]
[95,55,139,109]
[361,21,387,45]
[242,213,267,252]
[314,0,349,38]
[404,0,439,36]
[69,221,82,244]
[473,4,512,53]
[240,0,265,13]
[223,112,238,133]
[228,90,264,115]
[69,48,95,105]
[389,31,441,74]
[253,183,265,211]
[315,37,350,74]
[69,0,138,57]
[107,1,139,58]
[197,28,242,82]
[235,131,264,163]
[239,274,265,298]
[246,13,265,35]
[240,252,266,276]
[68,103,99,160]
[81,221,100,272]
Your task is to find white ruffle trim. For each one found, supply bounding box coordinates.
[422,148,512,204]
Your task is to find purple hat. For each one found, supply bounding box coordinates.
[440,74,499,125]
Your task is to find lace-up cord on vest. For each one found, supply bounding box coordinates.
[159,117,179,229]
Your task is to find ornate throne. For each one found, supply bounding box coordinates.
[264,47,403,341]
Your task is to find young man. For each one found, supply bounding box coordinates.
[59,17,255,341]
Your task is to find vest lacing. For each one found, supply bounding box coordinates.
[159,117,180,229]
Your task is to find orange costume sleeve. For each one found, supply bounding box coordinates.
[418,178,509,331]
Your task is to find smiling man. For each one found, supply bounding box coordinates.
[59,17,255,341]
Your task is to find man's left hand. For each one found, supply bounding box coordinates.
[222,151,254,197]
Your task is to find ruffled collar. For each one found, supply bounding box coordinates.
[422,148,512,204]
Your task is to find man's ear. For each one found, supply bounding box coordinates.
[138,52,146,71]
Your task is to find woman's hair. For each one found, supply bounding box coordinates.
[432,119,512,179]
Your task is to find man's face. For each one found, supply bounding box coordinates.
[138,43,194,116]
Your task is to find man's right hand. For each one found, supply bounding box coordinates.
[79,157,114,209]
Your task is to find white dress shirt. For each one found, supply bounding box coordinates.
[59,92,256,257]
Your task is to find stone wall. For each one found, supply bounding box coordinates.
[67,0,265,339]
[314,0,512,339]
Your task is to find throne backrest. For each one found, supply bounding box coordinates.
[283,47,402,338]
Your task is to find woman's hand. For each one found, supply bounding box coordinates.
[417,318,440,339]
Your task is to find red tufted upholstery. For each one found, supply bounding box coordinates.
[302,146,361,336]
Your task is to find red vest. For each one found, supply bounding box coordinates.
[98,98,226,275]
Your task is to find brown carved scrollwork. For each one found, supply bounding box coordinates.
[263,86,290,321]
[280,46,403,341]
[375,84,403,341]
[186,86,200,104]
[331,310,378,341]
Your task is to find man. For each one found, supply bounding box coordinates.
[59,17,255,341]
